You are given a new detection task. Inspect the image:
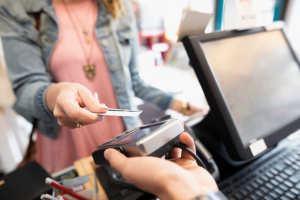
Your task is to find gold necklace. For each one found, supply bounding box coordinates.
[62,0,97,81]
[66,1,94,44]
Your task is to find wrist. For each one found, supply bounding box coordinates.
[46,82,69,112]
[158,175,211,200]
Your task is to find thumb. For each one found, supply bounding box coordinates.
[104,149,127,172]
[77,87,108,113]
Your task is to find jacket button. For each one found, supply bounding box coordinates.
[101,39,108,47]
[116,88,122,94]
[109,64,115,71]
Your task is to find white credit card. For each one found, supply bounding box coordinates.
[93,108,142,117]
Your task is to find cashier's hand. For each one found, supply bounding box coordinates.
[104,132,218,200]
[171,99,210,116]
[46,82,108,129]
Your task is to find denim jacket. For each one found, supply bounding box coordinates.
[0,0,174,139]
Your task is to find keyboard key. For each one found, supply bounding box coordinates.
[279,173,288,179]
[255,190,264,197]
[291,164,300,171]
[286,191,296,199]
[295,161,300,167]
[255,178,264,185]
[274,187,284,195]
[265,183,274,190]
[284,159,292,166]
[270,179,279,186]
[283,180,293,187]
[261,175,269,182]
[288,156,296,163]
[290,188,300,195]
[249,194,259,200]
[279,184,289,191]
[234,192,243,200]
[240,188,248,196]
[284,168,295,176]
[269,191,279,198]
[280,196,290,200]
[270,168,279,175]
[245,185,254,192]
[260,186,269,193]
[289,173,300,183]
[291,153,300,160]
[265,172,274,179]
[263,196,274,200]
[250,182,259,189]
[275,176,284,182]
[275,163,287,171]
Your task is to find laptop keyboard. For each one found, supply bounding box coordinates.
[221,145,300,200]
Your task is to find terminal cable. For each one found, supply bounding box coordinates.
[173,141,207,170]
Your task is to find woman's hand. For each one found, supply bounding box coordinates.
[170,99,210,116]
[104,132,218,200]
[46,82,108,128]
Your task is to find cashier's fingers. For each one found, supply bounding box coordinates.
[180,132,197,161]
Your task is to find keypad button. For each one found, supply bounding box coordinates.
[255,178,264,185]
[250,182,259,189]
[249,194,259,200]
[269,191,279,198]
[289,173,300,183]
[245,185,254,192]
[288,156,296,163]
[284,159,292,166]
[274,163,287,171]
[270,179,279,186]
[286,191,296,199]
[284,168,295,176]
[283,180,293,187]
[296,182,300,190]
[260,186,269,193]
[265,183,274,190]
[265,172,274,179]
[240,188,248,196]
[274,187,284,195]
[279,196,290,200]
[290,188,300,195]
[279,184,288,191]
[275,176,284,182]
[255,190,264,197]
[234,192,243,200]
[291,164,300,171]
[270,169,279,175]
[261,175,269,182]
[263,196,274,200]
[279,172,288,179]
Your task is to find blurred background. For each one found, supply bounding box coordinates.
[1,0,300,175]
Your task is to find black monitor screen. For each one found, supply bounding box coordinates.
[201,30,300,147]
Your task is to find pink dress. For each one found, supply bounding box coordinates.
[36,1,125,173]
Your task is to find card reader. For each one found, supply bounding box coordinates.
[92,119,184,166]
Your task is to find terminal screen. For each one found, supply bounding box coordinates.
[202,30,300,147]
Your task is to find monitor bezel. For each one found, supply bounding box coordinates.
[182,22,300,160]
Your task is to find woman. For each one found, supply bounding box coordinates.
[0,0,208,173]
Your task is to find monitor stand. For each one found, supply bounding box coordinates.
[188,112,260,168]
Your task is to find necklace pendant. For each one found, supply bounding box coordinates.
[85,35,90,44]
[83,64,96,81]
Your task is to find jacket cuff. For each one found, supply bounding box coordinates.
[34,83,56,120]
[158,93,175,111]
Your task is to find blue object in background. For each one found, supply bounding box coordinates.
[215,0,224,30]
[273,0,286,21]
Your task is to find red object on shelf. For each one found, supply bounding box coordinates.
[139,29,169,63]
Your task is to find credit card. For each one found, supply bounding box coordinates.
[93,108,142,117]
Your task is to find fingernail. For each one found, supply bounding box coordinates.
[101,105,108,108]
[97,115,105,122]
[104,149,111,161]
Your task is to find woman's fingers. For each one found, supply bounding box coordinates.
[77,87,108,113]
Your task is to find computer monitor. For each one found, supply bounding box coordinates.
[182,22,300,160]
